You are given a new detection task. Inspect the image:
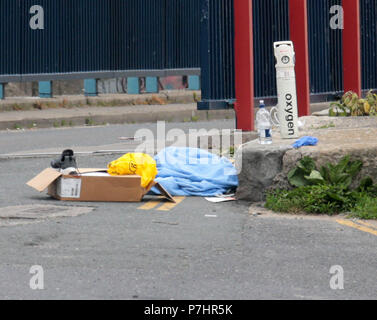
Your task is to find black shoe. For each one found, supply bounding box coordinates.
[51,149,77,170]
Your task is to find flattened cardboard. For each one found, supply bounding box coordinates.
[154,182,176,203]
[26,168,62,192]
[27,168,175,203]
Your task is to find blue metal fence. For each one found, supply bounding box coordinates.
[0,0,376,102]
[253,0,290,99]
[200,0,376,109]
[198,0,235,109]
[0,0,20,78]
[0,0,200,83]
[361,0,377,90]
[306,0,344,99]
[165,0,201,69]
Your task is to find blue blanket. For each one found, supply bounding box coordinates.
[152,147,239,196]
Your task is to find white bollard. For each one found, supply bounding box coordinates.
[272,41,300,139]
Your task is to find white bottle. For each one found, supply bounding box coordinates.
[256,100,272,145]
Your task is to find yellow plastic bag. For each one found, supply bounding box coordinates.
[107,153,158,188]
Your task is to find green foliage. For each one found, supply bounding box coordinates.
[267,155,377,219]
[329,90,377,117]
[287,156,316,187]
[319,155,362,189]
[288,155,362,190]
[266,185,357,215]
[351,194,377,220]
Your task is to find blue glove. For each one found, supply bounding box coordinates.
[292,136,318,149]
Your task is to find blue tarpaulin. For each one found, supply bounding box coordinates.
[151,147,239,196]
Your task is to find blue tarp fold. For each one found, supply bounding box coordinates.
[152,147,238,196]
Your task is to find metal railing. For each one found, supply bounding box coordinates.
[0,0,201,83]
[0,0,376,103]
[200,0,377,109]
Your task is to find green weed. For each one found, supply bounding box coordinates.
[266,155,377,219]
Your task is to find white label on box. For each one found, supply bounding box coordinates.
[57,178,82,198]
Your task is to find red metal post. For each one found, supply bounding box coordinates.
[289,0,310,116]
[234,0,254,131]
[343,0,362,96]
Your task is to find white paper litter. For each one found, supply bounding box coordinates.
[204,196,236,203]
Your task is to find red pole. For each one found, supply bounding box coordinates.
[289,0,310,116]
[234,0,254,131]
[343,0,362,96]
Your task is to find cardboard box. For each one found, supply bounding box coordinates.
[26,168,175,203]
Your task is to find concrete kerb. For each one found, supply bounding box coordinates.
[0,96,87,112]
[0,91,201,112]
[236,116,377,202]
[0,91,234,130]
[0,100,332,132]
[0,104,236,131]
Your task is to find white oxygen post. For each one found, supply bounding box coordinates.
[273,41,299,139]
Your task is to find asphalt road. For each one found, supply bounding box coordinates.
[0,122,376,300]
[0,119,236,155]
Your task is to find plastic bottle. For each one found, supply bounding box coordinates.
[256,100,272,144]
